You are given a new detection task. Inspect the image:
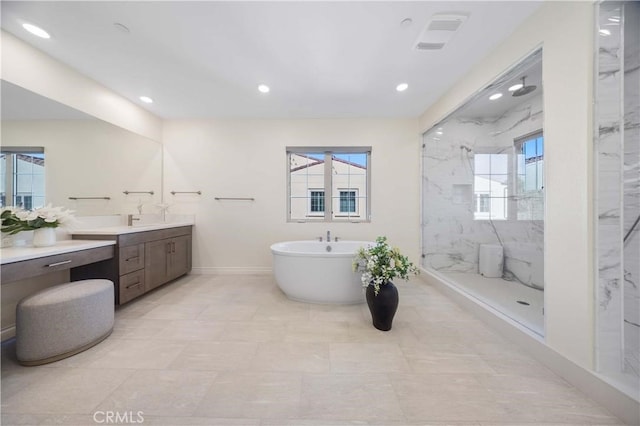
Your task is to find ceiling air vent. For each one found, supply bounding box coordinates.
[414,12,469,51]
[415,42,446,51]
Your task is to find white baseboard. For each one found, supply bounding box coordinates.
[190,267,272,275]
[420,268,640,426]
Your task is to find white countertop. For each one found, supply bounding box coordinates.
[0,240,116,265]
[70,221,194,236]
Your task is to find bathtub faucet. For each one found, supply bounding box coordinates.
[327,230,331,242]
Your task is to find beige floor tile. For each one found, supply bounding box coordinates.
[141,302,209,320]
[0,273,625,425]
[300,373,405,421]
[194,372,303,419]
[197,302,260,321]
[153,319,226,341]
[390,373,511,423]
[1,368,133,414]
[251,342,330,373]
[144,416,260,425]
[110,317,171,340]
[85,339,187,369]
[401,343,497,374]
[169,341,257,371]
[329,342,410,373]
[218,320,287,342]
[284,321,351,343]
[308,303,367,323]
[252,300,311,322]
[95,369,217,417]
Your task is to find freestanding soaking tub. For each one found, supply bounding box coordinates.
[270,240,373,304]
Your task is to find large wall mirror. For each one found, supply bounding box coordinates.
[1,80,162,216]
[421,48,545,336]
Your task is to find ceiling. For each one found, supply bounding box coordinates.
[1,1,542,120]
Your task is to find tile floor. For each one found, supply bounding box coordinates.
[440,271,544,336]
[1,274,623,425]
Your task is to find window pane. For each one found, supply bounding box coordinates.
[2,150,45,210]
[331,152,367,220]
[289,152,325,220]
[310,190,325,212]
[339,190,356,213]
[288,148,369,222]
[474,154,491,174]
[515,133,544,220]
[473,151,510,221]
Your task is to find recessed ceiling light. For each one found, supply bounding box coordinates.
[489,93,503,101]
[608,16,620,23]
[139,96,153,104]
[258,84,270,93]
[599,29,611,36]
[22,23,50,39]
[508,83,523,92]
[396,83,409,92]
[400,18,413,28]
[436,131,443,135]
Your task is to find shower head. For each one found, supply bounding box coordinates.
[512,76,537,97]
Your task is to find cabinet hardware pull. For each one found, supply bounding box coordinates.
[167,243,171,254]
[126,281,141,289]
[46,260,72,267]
[172,242,176,253]
[125,256,139,262]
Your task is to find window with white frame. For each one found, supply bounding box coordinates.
[339,189,357,213]
[309,190,325,215]
[288,148,370,222]
[0,147,46,209]
[473,151,509,220]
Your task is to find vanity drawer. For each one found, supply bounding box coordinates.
[119,269,145,304]
[119,244,145,274]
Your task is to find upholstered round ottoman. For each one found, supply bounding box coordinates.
[16,279,114,366]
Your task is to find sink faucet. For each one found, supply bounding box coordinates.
[327,230,331,242]
[127,214,140,226]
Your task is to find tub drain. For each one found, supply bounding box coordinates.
[516,300,530,306]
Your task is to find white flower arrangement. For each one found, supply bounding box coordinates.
[353,236,419,296]
[1,204,75,234]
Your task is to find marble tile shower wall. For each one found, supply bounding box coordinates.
[596,0,639,378]
[422,93,544,288]
[622,1,640,376]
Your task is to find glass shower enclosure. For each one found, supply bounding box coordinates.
[421,50,545,336]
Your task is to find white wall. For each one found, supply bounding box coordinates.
[420,2,595,369]
[162,118,420,273]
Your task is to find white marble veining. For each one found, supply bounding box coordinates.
[595,0,640,387]
[422,92,544,290]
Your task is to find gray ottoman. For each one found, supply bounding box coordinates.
[16,279,114,366]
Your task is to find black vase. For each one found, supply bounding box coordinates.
[366,281,399,331]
